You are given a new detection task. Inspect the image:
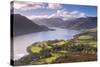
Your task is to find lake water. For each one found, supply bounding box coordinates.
[14,28,80,60]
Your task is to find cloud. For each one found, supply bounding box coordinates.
[14,1,27,9]
[47,3,63,9]
[14,1,45,10]
[49,10,87,20]
[27,10,87,20]
[70,10,86,17]
[26,15,49,19]
[13,1,63,10]
[13,1,87,20]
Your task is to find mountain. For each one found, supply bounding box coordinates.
[63,17,97,30]
[32,18,65,27]
[11,14,52,36]
[32,17,97,30]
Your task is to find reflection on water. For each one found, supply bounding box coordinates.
[14,28,80,60]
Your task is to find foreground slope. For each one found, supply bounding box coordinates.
[12,14,52,36]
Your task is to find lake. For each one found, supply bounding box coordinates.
[13,28,80,60]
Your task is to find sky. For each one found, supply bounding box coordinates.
[12,1,97,20]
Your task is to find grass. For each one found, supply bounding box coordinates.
[80,40,97,47]
[31,53,61,64]
[45,53,59,63]
[59,50,68,53]
[88,41,97,47]
[46,46,52,49]
[79,35,93,40]
[31,46,42,53]
[53,41,65,46]
[88,41,97,45]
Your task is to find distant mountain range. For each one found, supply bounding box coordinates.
[12,14,52,36]
[32,17,97,30]
[12,14,97,36]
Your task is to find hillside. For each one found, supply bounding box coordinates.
[11,14,52,36]
[14,28,97,66]
[63,17,97,30]
[32,17,97,30]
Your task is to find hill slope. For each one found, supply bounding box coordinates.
[32,17,97,30]
[14,28,97,65]
[63,17,97,29]
[12,14,52,36]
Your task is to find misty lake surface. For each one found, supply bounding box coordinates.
[14,28,80,60]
